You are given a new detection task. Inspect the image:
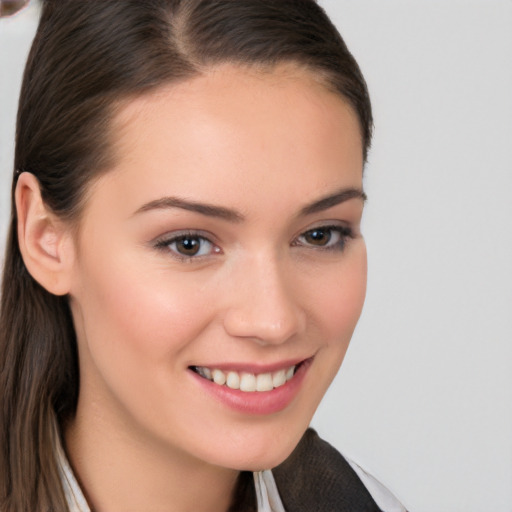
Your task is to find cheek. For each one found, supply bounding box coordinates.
[70,253,223,436]
[306,243,367,397]
[72,251,216,375]
[314,243,367,345]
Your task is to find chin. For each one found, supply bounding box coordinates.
[240,449,297,472]
[212,423,308,472]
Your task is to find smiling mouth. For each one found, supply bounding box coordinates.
[189,363,300,392]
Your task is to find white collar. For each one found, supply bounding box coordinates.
[55,431,91,512]
[253,470,286,512]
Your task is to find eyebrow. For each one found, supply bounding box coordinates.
[134,187,366,221]
[299,187,367,216]
[135,196,244,222]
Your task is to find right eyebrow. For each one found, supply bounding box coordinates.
[133,196,245,223]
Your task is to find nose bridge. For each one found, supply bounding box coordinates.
[222,250,305,344]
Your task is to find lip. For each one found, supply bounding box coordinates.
[188,357,313,415]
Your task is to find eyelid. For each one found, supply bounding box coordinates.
[293,220,353,239]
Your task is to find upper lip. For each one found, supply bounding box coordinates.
[189,356,313,374]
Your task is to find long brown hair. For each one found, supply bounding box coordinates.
[0,1,372,510]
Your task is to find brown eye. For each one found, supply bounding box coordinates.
[295,225,351,252]
[155,233,219,259]
[303,228,332,246]
[174,236,203,256]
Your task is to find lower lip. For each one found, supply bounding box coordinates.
[189,359,312,415]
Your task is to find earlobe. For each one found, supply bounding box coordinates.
[15,172,75,296]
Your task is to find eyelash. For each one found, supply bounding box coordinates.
[154,225,354,261]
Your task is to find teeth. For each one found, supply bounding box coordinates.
[212,369,226,386]
[196,366,212,380]
[226,371,240,390]
[240,372,257,392]
[256,373,273,392]
[272,369,286,388]
[193,365,297,392]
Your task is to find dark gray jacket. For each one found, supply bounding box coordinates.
[230,429,389,512]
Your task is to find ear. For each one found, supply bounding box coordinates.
[15,172,75,296]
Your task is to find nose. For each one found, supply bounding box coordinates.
[222,254,306,345]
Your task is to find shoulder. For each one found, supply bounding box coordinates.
[272,428,407,512]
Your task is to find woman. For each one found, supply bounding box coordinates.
[0,1,406,511]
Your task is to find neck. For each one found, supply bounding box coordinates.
[64,397,240,512]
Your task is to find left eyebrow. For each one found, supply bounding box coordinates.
[299,187,367,216]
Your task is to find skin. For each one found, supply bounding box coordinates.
[17,64,367,512]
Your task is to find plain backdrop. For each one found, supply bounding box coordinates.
[1,2,511,511]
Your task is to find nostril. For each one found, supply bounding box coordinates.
[223,309,304,345]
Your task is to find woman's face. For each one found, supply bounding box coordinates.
[67,64,367,471]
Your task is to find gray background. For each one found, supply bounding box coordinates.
[1,2,511,511]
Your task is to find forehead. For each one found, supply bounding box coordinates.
[90,64,363,219]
